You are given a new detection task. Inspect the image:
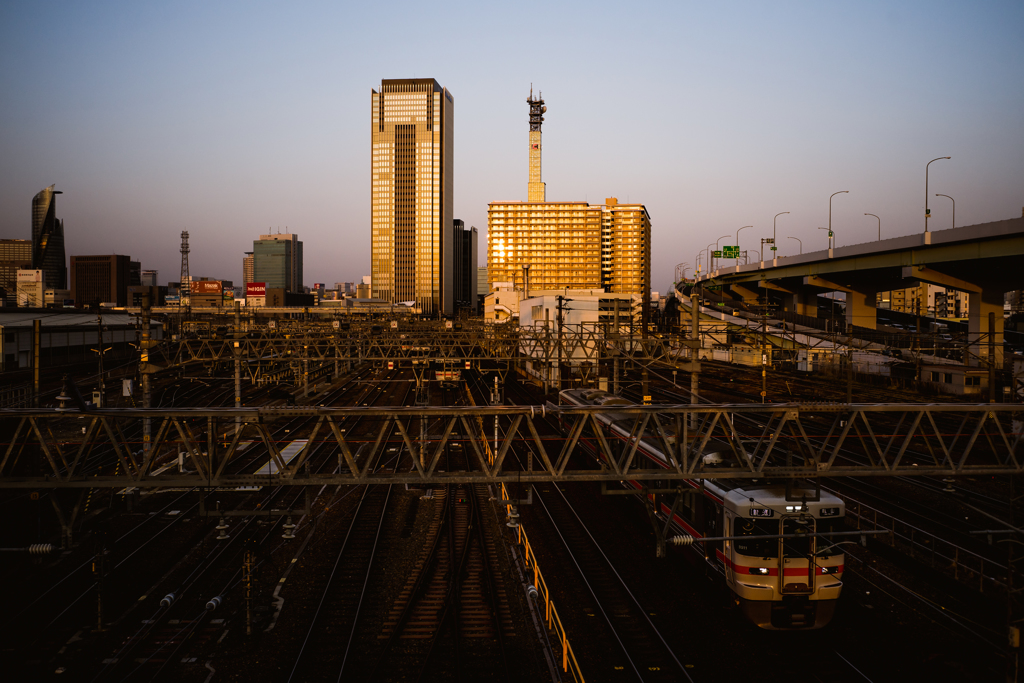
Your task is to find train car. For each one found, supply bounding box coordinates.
[559,388,845,630]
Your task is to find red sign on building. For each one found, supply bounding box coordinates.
[246,282,266,297]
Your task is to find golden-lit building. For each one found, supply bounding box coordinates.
[486,90,651,311]
[370,78,454,315]
[487,199,650,298]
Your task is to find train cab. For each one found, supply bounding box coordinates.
[720,487,845,629]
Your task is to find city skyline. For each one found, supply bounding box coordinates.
[1,1,1022,291]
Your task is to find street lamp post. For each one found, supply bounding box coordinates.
[925,157,951,232]
[935,194,955,229]
[714,234,730,272]
[865,213,880,241]
[829,192,848,250]
[773,212,789,261]
[735,226,752,267]
[704,242,716,275]
[788,236,802,254]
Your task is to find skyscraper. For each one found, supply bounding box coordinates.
[371,78,454,315]
[452,220,478,313]
[242,252,254,285]
[31,185,67,290]
[254,233,303,292]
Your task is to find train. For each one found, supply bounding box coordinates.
[559,388,846,630]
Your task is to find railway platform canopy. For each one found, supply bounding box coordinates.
[1,402,1020,489]
[691,216,1024,366]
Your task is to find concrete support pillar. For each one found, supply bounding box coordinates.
[789,288,817,317]
[803,276,877,330]
[845,288,878,331]
[968,288,1004,367]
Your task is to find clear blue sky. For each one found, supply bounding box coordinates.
[2,0,1022,291]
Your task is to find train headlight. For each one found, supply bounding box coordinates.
[748,567,770,575]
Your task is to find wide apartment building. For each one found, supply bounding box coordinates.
[487,198,651,301]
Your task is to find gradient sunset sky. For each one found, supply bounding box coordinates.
[2,0,1022,290]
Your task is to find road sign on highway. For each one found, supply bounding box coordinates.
[764,238,775,244]
[770,246,777,251]
[722,246,739,257]
[713,250,722,258]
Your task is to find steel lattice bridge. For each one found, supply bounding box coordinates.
[1,403,1021,489]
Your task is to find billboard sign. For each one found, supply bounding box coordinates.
[246,282,267,297]
[191,280,222,295]
[17,269,42,283]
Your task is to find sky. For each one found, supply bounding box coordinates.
[1,0,1022,292]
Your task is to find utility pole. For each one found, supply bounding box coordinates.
[95,314,106,407]
[33,319,41,408]
[690,288,700,427]
[234,301,242,434]
[761,307,768,403]
[141,294,152,456]
[556,295,572,392]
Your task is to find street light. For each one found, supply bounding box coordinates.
[935,194,954,229]
[829,192,848,250]
[865,213,880,241]
[788,236,802,254]
[735,226,752,266]
[773,212,789,260]
[925,156,951,232]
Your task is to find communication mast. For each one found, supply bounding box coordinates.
[527,86,547,202]
[180,230,191,308]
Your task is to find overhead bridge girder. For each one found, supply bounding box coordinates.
[0,403,1020,489]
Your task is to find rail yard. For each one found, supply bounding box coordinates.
[0,303,1021,683]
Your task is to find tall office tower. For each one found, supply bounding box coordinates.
[0,239,33,296]
[129,261,141,287]
[70,254,131,307]
[254,233,303,292]
[242,252,254,285]
[31,185,67,289]
[527,88,546,202]
[371,78,454,315]
[141,270,158,287]
[451,220,478,313]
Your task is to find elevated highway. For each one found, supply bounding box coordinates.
[691,216,1024,365]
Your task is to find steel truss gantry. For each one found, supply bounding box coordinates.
[1,402,1020,489]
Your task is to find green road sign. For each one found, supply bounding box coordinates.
[764,237,775,244]
[770,246,777,251]
[722,246,739,257]
[712,250,722,258]
[828,231,834,237]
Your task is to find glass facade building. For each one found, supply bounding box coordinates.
[254,234,302,292]
[371,78,454,315]
[31,185,67,290]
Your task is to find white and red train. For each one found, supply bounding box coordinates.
[559,388,846,630]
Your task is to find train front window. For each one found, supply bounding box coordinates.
[814,518,844,558]
[734,518,778,558]
[782,517,813,559]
